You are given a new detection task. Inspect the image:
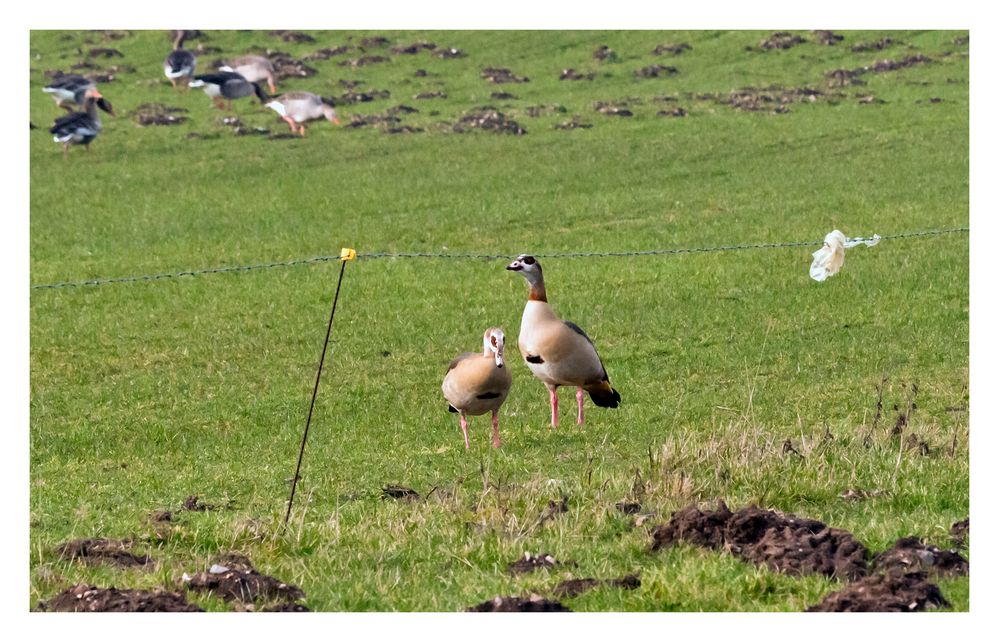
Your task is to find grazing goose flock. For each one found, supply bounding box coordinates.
[444,256,620,448]
[42,30,343,156]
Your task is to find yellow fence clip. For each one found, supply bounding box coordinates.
[340,248,357,262]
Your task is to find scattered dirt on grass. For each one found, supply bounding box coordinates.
[905,433,931,456]
[182,495,219,511]
[593,45,616,61]
[851,37,898,52]
[55,538,151,568]
[806,572,949,612]
[381,484,421,501]
[813,30,844,45]
[387,104,419,115]
[552,574,640,598]
[657,107,687,118]
[838,488,890,501]
[481,67,529,84]
[825,68,866,88]
[263,602,311,611]
[87,47,123,58]
[857,95,886,105]
[467,594,572,612]
[635,64,678,78]
[453,108,526,135]
[491,91,518,100]
[359,36,390,48]
[345,113,401,129]
[593,102,634,117]
[131,103,189,126]
[553,117,592,130]
[391,41,436,55]
[950,518,969,548]
[385,125,423,135]
[38,584,203,612]
[758,32,806,50]
[873,537,969,577]
[184,556,304,604]
[266,51,318,80]
[651,503,869,581]
[866,55,933,73]
[524,104,566,117]
[560,68,595,81]
[414,91,447,99]
[269,30,315,43]
[652,43,691,55]
[325,88,391,105]
[507,552,574,575]
[953,35,968,46]
[700,86,823,113]
[338,55,390,68]
[302,46,350,61]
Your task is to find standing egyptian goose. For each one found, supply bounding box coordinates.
[49,89,115,158]
[220,55,277,94]
[189,71,268,110]
[442,328,513,449]
[42,74,97,112]
[506,255,620,427]
[265,92,341,136]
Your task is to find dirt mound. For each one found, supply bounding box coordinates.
[950,518,969,548]
[524,104,566,117]
[701,86,823,113]
[851,37,897,52]
[652,43,691,55]
[434,47,465,59]
[593,45,616,61]
[132,103,188,126]
[467,594,571,612]
[338,55,389,68]
[806,572,949,612]
[481,67,529,84]
[87,47,123,59]
[873,537,968,576]
[758,32,806,50]
[652,503,869,581]
[657,107,687,118]
[269,30,315,43]
[325,88,391,105]
[381,484,420,500]
[184,556,304,603]
[553,117,592,130]
[359,36,390,48]
[593,101,634,117]
[866,55,933,73]
[302,46,350,61]
[635,64,678,78]
[266,52,318,80]
[825,68,866,88]
[813,30,844,45]
[391,42,436,55]
[615,501,642,514]
[553,574,640,598]
[453,109,526,135]
[491,91,517,100]
[55,538,151,567]
[414,91,447,99]
[507,552,573,575]
[39,584,203,612]
[263,602,311,611]
[182,494,222,511]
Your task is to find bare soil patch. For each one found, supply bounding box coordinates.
[184,556,305,604]
[652,503,869,581]
[491,91,518,100]
[806,572,949,612]
[302,46,350,61]
[265,51,318,80]
[593,45,616,61]
[851,37,898,52]
[950,518,969,548]
[269,30,315,43]
[338,55,390,68]
[657,107,687,118]
[38,584,203,612]
[560,69,595,81]
[381,484,421,500]
[481,67,529,84]
[872,537,968,577]
[391,42,436,55]
[467,594,571,612]
[757,32,806,50]
[553,117,592,130]
[131,103,188,126]
[812,31,844,46]
[635,65,678,78]
[615,501,642,514]
[55,538,151,568]
[453,108,526,135]
[652,43,691,55]
[507,552,574,575]
[434,47,466,59]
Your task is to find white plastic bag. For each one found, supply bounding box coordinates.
[810,230,880,282]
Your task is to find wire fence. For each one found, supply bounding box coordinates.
[29,227,969,291]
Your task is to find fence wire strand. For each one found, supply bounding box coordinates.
[30,227,968,291]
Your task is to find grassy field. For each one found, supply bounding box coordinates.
[29,29,969,611]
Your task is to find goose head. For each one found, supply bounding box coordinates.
[506,254,543,281]
[483,327,506,368]
[322,103,342,125]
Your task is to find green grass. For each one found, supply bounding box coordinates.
[29,29,968,611]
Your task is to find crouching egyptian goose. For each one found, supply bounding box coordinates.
[189,71,268,110]
[50,88,115,158]
[265,92,341,136]
[506,255,620,427]
[220,55,277,94]
[442,328,512,449]
[42,74,97,112]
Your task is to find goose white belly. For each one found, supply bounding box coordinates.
[518,301,604,387]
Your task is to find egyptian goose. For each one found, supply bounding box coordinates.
[220,55,277,94]
[49,89,115,158]
[189,71,268,110]
[506,255,620,427]
[442,328,512,449]
[265,92,341,136]
[42,74,97,112]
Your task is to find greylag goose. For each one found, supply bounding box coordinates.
[219,55,277,94]
[442,328,512,449]
[506,255,620,427]
[164,37,197,88]
[189,71,268,109]
[49,89,115,157]
[42,74,96,112]
[265,92,340,136]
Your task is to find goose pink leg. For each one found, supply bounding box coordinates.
[491,410,501,448]
[576,387,585,425]
[549,386,559,428]
[460,413,470,450]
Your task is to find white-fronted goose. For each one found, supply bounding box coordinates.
[265,92,340,136]
[50,89,115,158]
[442,328,512,449]
[220,55,277,94]
[506,255,620,427]
[42,74,96,112]
[189,71,268,110]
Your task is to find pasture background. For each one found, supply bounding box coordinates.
[29,29,969,611]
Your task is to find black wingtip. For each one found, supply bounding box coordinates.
[448,404,458,413]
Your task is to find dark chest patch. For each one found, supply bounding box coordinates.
[476,392,502,400]
[526,355,544,364]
